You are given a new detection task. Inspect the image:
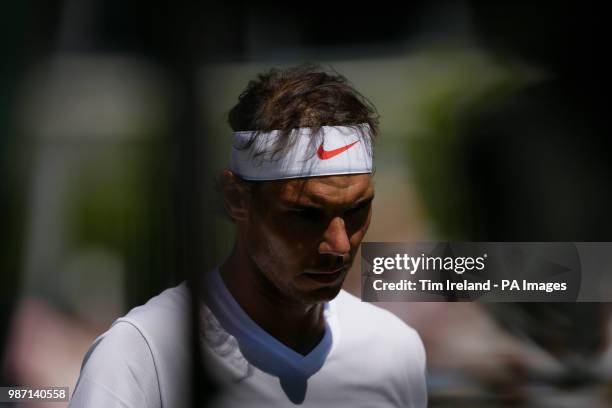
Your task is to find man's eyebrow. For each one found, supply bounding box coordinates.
[350,195,375,208]
[281,193,374,211]
[354,194,374,206]
[284,202,325,211]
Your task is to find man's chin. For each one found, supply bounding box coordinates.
[306,285,343,303]
[295,275,346,303]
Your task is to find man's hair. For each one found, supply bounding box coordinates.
[219,65,379,220]
[228,64,379,161]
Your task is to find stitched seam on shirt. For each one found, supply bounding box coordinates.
[113,320,163,408]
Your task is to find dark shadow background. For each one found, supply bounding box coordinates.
[1,1,610,407]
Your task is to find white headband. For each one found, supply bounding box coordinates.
[230,124,373,181]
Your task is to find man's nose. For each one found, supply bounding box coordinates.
[319,216,351,256]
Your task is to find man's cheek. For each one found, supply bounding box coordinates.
[269,222,312,252]
[261,228,300,266]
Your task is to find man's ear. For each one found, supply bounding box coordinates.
[219,170,251,223]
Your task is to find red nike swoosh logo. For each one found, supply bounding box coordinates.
[317,140,360,160]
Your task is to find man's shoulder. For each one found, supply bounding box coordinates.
[72,283,192,408]
[331,290,427,399]
[333,290,424,352]
[82,282,190,367]
[82,283,190,358]
[116,282,192,380]
[333,289,413,331]
[120,282,190,327]
[330,291,427,407]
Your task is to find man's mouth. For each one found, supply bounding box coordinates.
[303,265,349,284]
[309,265,345,274]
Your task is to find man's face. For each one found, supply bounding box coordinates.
[241,174,374,304]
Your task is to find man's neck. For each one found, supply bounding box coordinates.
[219,247,326,356]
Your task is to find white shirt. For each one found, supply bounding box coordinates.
[70,270,427,407]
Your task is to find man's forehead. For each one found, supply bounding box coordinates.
[267,174,373,206]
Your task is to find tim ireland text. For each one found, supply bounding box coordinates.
[372,279,567,293]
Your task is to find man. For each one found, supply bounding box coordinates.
[70,65,427,407]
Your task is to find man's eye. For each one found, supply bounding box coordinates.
[291,209,324,222]
[346,201,371,215]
